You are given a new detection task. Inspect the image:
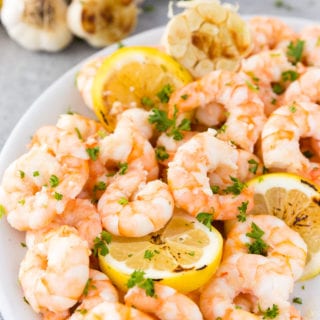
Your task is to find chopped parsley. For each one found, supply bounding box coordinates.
[20,242,27,248]
[210,185,220,194]
[216,124,227,134]
[86,146,100,161]
[127,270,155,297]
[261,304,279,319]
[18,199,25,205]
[142,4,154,12]
[271,82,285,95]
[237,201,249,222]
[83,278,96,296]
[224,177,247,195]
[245,80,259,92]
[157,84,174,103]
[118,162,128,175]
[248,158,259,174]
[93,181,107,192]
[33,171,40,177]
[144,250,156,260]
[287,40,305,65]
[93,230,112,257]
[117,42,125,49]
[181,94,189,100]
[19,170,25,179]
[49,175,59,188]
[148,106,191,141]
[155,146,169,161]
[292,297,302,304]
[118,197,129,205]
[289,104,297,113]
[54,192,63,201]
[75,127,83,140]
[141,96,155,108]
[196,212,213,230]
[281,70,298,82]
[246,222,268,256]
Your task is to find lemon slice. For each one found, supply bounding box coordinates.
[91,46,193,131]
[99,210,223,293]
[248,172,320,281]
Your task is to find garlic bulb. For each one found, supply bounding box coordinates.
[1,0,73,52]
[67,0,138,48]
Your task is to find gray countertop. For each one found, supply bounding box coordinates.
[0,0,319,319]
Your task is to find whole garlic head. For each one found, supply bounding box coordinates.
[67,0,138,48]
[1,0,73,51]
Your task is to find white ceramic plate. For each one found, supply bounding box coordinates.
[0,16,319,320]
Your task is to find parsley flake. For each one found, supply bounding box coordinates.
[210,185,220,194]
[155,146,169,161]
[246,222,268,256]
[19,170,25,179]
[75,127,83,140]
[49,175,59,188]
[118,162,128,175]
[86,146,100,161]
[93,230,112,257]
[292,297,302,304]
[144,250,155,260]
[118,197,129,205]
[33,171,40,177]
[224,177,247,195]
[248,159,259,174]
[83,278,97,296]
[237,201,248,222]
[262,304,279,319]
[0,205,6,219]
[289,104,297,113]
[281,70,298,82]
[271,82,285,95]
[287,40,305,65]
[127,270,155,297]
[157,84,174,103]
[141,96,155,108]
[54,192,63,201]
[196,212,213,230]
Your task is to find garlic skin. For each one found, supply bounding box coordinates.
[67,0,138,48]
[1,0,73,52]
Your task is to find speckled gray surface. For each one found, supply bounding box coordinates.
[0,0,319,319]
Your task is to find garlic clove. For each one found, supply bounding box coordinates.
[67,0,138,48]
[1,0,73,52]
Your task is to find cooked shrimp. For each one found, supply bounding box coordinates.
[74,269,118,312]
[168,70,266,152]
[124,283,203,320]
[156,131,196,167]
[195,101,227,127]
[199,253,294,320]
[224,215,307,280]
[261,101,320,176]
[76,57,104,110]
[99,114,159,180]
[167,129,254,220]
[19,226,90,314]
[283,67,320,104]
[0,147,89,231]
[98,165,174,237]
[26,199,102,248]
[69,301,154,320]
[248,16,297,54]
[30,126,89,160]
[42,310,70,320]
[56,113,106,142]
[241,49,297,116]
[300,25,320,67]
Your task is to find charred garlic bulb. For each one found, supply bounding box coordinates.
[1,0,73,51]
[67,0,138,48]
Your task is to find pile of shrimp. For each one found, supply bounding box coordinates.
[1,16,320,320]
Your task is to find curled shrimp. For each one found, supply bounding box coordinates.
[199,253,294,320]
[261,101,320,176]
[124,283,203,320]
[167,129,254,220]
[248,16,297,54]
[224,215,307,280]
[240,49,297,116]
[0,147,89,231]
[19,226,90,314]
[69,301,154,320]
[283,67,320,104]
[76,57,104,110]
[300,25,320,67]
[99,109,159,181]
[168,70,266,152]
[98,165,174,237]
[26,199,102,249]
[75,269,119,311]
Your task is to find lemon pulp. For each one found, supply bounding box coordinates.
[99,210,223,293]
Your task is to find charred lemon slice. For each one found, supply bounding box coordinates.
[99,210,223,293]
[91,46,193,131]
[248,172,320,281]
